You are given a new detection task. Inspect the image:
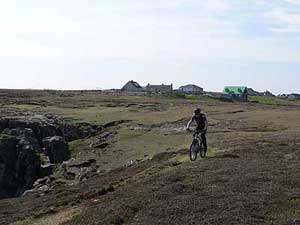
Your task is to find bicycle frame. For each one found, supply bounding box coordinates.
[189,130,206,160]
[193,131,202,141]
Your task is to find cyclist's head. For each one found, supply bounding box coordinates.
[194,108,201,115]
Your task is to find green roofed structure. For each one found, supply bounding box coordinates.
[222,86,248,102]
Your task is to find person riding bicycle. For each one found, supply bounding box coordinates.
[186,108,208,152]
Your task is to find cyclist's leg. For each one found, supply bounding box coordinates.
[201,130,207,152]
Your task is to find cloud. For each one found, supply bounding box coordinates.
[1,0,300,92]
[0,0,300,63]
[267,10,300,33]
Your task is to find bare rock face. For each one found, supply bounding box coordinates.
[3,128,40,150]
[0,114,101,143]
[0,135,18,198]
[0,132,40,198]
[43,136,69,164]
[0,115,62,142]
[0,114,104,199]
[0,115,71,198]
[62,122,100,141]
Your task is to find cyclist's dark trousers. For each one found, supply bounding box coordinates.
[201,132,207,151]
[196,128,207,151]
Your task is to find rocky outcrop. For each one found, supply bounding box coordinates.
[0,115,62,142]
[0,132,41,198]
[3,128,40,150]
[0,114,115,198]
[43,136,69,163]
[0,115,71,198]
[0,114,102,143]
[62,122,100,141]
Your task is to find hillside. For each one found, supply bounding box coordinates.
[0,90,299,225]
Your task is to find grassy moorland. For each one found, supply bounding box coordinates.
[249,95,300,106]
[0,90,299,225]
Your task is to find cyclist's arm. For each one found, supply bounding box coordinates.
[186,116,194,129]
[203,115,208,130]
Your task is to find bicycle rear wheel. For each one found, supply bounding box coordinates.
[190,139,199,161]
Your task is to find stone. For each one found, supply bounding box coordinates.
[0,114,103,199]
[0,133,40,198]
[43,136,70,163]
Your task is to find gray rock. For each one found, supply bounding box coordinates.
[0,133,40,198]
[43,136,70,163]
[40,163,55,177]
[3,128,40,151]
[62,122,101,141]
[33,177,48,188]
[0,114,103,199]
[0,115,62,141]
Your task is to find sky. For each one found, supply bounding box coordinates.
[0,0,300,94]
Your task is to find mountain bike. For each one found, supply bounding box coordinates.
[187,129,206,161]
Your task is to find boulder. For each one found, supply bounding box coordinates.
[43,136,70,163]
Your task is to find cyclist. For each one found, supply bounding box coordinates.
[186,108,208,153]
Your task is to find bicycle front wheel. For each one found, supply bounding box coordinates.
[190,139,199,161]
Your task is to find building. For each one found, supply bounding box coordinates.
[146,84,173,93]
[121,80,143,92]
[278,93,300,100]
[263,91,275,97]
[178,84,204,94]
[287,93,300,100]
[247,88,274,97]
[247,88,261,96]
[222,86,248,102]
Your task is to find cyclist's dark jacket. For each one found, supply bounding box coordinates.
[192,113,207,130]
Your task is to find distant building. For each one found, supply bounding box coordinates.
[278,94,288,99]
[121,80,143,92]
[222,86,248,102]
[204,91,222,98]
[247,88,261,96]
[146,84,173,93]
[247,88,274,97]
[287,93,300,100]
[178,84,204,94]
[263,91,275,97]
[278,93,300,100]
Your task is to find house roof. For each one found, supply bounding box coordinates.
[128,80,142,89]
[147,84,172,87]
[146,84,172,91]
[289,93,300,97]
[223,86,247,95]
[179,84,202,89]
